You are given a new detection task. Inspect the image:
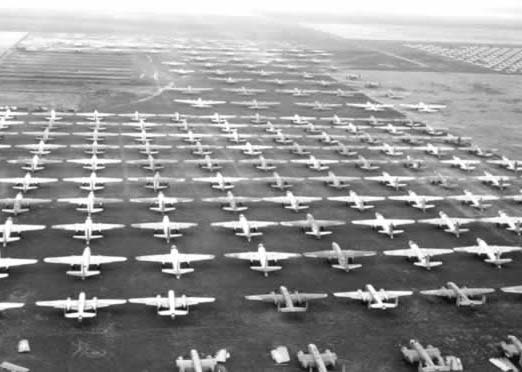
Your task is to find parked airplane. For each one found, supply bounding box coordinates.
[63,172,122,192]
[0,192,51,215]
[67,154,121,171]
[57,191,123,214]
[71,141,120,155]
[239,156,287,171]
[334,284,413,310]
[346,101,394,111]
[279,114,316,124]
[453,238,522,268]
[208,76,251,84]
[52,216,124,243]
[74,129,119,142]
[128,172,185,192]
[419,211,475,237]
[344,156,386,171]
[365,172,415,190]
[211,214,277,241]
[264,130,301,144]
[118,111,157,121]
[276,88,318,96]
[401,339,450,372]
[129,289,215,318]
[168,86,213,95]
[32,109,73,121]
[481,210,522,235]
[198,112,236,123]
[441,156,480,171]
[388,191,444,212]
[16,140,66,155]
[278,142,320,156]
[476,171,512,190]
[225,243,300,276]
[291,156,339,171]
[201,191,260,213]
[251,172,305,190]
[262,191,322,212]
[22,128,68,141]
[227,142,272,156]
[400,102,446,113]
[297,344,337,372]
[36,291,126,321]
[0,172,57,192]
[447,190,499,211]
[352,213,415,239]
[135,246,213,278]
[193,172,248,191]
[304,242,376,272]
[131,216,198,243]
[222,86,266,95]
[44,246,126,279]
[175,349,225,372]
[122,130,166,143]
[368,143,410,157]
[384,240,453,270]
[328,191,385,211]
[240,113,275,124]
[245,285,327,312]
[130,192,193,213]
[174,97,226,108]
[420,281,494,307]
[170,131,213,143]
[308,131,345,145]
[295,101,342,111]
[487,156,522,172]
[258,78,298,85]
[280,213,345,239]
[177,142,222,156]
[230,99,279,110]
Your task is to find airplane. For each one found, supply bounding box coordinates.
[238,156,287,171]
[279,114,316,124]
[418,211,475,238]
[401,339,452,372]
[428,172,461,189]
[213,120,248,133]
[71,141,120,155]
[129,289,215,318]
[169,68,195,75]
[301,122,330,134]
[227,142,272,156]
[400,102,446,113]
[294,101,342,111]
[333,284,413,310]
[461,145,496,158]
[263,130,301,144]
[413,124,447,136]
[57,191,123,214]
[368,143,411,156]
[308,171,359,189]
[0,172,58,192]
[280,213,345,239]
[355,132,383,145]
[0,192,51,215]
[207,69,239,76]
[322,88,357,97]
[175,349,226,372]
[221,129,254,144]
[501,287,522,295]
[67,154,121,171]
[304,241,376,272]
[230,99,279,110]
[121,119,162,131]
[63,172,122,192]
[36,291,126,321]
[258,78,298,85]
[135,246,214,278]
[76,110,115,121]
[222,86,266,96]
[125,141,172,156]
[453,238,522,268]
[131,216,198,243]
[325,143,364,157]
[344,155,387,171]
[52,216,124,243]
[32,109,73,121]
[328,191,385,212]
[170,131,213,144]
[309,79,335,87]
[44,246,126,279]
[128,172,185,192]
[174,98,226,108]
[240,113,276,124]
[0,302,24,312]
[365,172,415,190]
[185,156,234,172]
[307,131,346,145]
[352,213,415,239]
[400,155,428,170]
[441,156,480,171]
[379,123,411,135]
[297,344,337,372]
[208,76,251,84]
[122,130,166,143]
[129,192,193,214]
[164,111,189,123]
[197,112,236,123]
[225,243,300,277]
[249,69,279,77]
[126,155,178,172]
[251,172,305,190]
[420,281,495,307]
[177,142,223,156]
[7,155,62,172]
[442,134,472,147]
[397,134,428,146]
[319,115,352,125]
[487,156,522,172]
[384,240,453,270]
[262,191,322,212]
[388,190,445,212]
[278,142,321,156]
[346,101,394,111]
[193,172,248,191]
[481,210,522,235]
[447,190,499,211]
[167,86,213,95]
[245,285,327,312]
[0,108,27,119]
[73,129,119,142]
[22,128,69,141]
[497,334,522,366]
[504,189,522,203]
[211,214,277,242]
[476,171,511,188]
[118,111,157,121]
[15,140,66,155]
[275,88,318,96]
[201,191,261,213]
[0,217,45,247]
[290,156,339,171]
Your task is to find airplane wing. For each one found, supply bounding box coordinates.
[128,296,168,307]
[333,291,368,300]
[460,288,496,297]
[280,219,310,228]
[92,223,125,231]
[44,256,84,265]
[245,293,284,302]
[389,195,444,202]
[289,293,328,301]
[36,300,76,309]
[420,288,456,298]
[211,221,242,229]
[304,250,375,258]
[418,217,475,225]
[458,245,522,255]
[389,219,416,226]
[0,257,38,266]
[248,221,279,229]
[385,248,453,257]
[314,219,346,227]
[9,224,46,233]
[132,222,197,230]
[385,291,414,298]
[226,251,299,260]
[135,254,170,262]
[351,219,379,226]
[84,299,126,309]
[0,303,24,311]
[178,253,215,263]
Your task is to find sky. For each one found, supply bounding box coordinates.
[0,0,521,20]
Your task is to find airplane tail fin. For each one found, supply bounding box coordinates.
[305,231,332,238]
[279,306,307,313]
[3,236,20,245]
[378,229,403,238]
[2,208,29,214]
[162,267,194,277]
[154,233,182,240]
[80,185,103,191]
[67,270,100,278]
[22,166,44,171]
[352,205,374,211]
[73,234,102,240]
[158,309,189,317]
[251,265,282,276]
[236,232,262,240]
[414,261,443,269]
[65,311,96,320]
[150,206,176,213]
[77,207,103,214]
[369,302,398,310]
[457,296,486,307]
[332,263,362,272]
[445,228,469,237]
[485,257,511,267]
[144,165,164,171]
[222,206,247,212]
[14,185,37,191]
[212,185,233,190]
[285,205,309,211]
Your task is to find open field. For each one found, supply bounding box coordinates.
[0,20,519,372]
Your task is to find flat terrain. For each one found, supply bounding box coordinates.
[0,19,519,372]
